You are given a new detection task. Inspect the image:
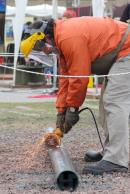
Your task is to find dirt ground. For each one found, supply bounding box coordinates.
[0,100,129,194]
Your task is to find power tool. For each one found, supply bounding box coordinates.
[44,127,63,149]
[44,107,104,151]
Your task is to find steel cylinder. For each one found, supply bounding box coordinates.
[48,146,79,191]
[45,127,79,191]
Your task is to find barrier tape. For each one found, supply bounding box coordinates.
[0,63,130,78]
[0,52,55,56]
[0,53,130,78]
[0,64,130,78]
[0,53,24,56]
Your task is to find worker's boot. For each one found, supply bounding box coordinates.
[82,160,128,175]
[84,150,103,162]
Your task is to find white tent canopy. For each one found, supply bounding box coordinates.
[6,4,66,17]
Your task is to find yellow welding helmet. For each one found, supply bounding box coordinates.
[20,32,45,57]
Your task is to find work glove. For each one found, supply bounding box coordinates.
[56,112,66,131]
[64,108,79,134]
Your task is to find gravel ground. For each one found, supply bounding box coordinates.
[0,101,129,194]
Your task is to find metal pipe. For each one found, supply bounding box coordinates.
[45,128,79,191]
[48,146,79,191]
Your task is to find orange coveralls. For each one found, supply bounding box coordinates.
[54,17,130,112]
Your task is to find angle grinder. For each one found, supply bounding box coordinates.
[44,127,63,149]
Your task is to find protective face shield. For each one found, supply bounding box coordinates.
[20,32,45,57]
[20,19,58,57]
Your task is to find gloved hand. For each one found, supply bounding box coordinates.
[64,108,79,134]
[56,112,66,131]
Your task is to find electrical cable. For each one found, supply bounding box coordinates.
[78,107,104,151]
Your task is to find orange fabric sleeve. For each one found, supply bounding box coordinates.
[56,56,69,112]
[57,37,91,109]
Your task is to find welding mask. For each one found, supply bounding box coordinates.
[20,32,45,57]
[20,20,55,57]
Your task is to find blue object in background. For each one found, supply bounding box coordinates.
[0,0,6,46]
[44,67,53,74]
[0,0,6,12]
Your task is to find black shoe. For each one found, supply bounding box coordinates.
[84,150,103,162]
[82,160,128,175]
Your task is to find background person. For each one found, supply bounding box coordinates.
[120,4,130,23]
[62,9,77,19]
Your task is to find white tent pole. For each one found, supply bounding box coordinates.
[13,0,28,86]
[52,0,58,90]
[92,0,105,94]
[72,0,80,7]
[52,0,58,19]
[92,0,105,17]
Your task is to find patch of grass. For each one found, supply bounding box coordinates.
[0,102,55,110]
[0,100,100,132]
[0,102,57,131]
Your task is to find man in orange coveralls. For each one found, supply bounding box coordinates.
[27,16,130,175]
